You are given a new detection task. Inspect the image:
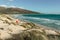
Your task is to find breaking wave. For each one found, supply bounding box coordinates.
[12,14,60,30]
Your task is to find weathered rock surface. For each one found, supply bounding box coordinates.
[0,14,60,40]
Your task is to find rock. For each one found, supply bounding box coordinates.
[45,29,59,35]
[19,29,48,40]
[0,14,60,40]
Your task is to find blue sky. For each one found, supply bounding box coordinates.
[0,0,60,13]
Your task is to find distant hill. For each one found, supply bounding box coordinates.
[0,7,40,14]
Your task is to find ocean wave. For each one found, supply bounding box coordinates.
[12,14,60,30]
[12,15,60,27]
[22,16,60,25]
[55,22,60,25]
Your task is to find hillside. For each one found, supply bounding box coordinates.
[0,14,60,40]
[0,7,40,14]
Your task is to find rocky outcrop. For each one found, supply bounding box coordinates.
[0,14,60,40]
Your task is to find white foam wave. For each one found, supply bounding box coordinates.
[23,17,60,25]
[12,15,60,26]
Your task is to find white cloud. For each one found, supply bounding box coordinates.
[0,5,7,7]
[0,5,17,8]
[19,7,25,9]
[8,0,14,1]
[0,5,25,9]
[9,6,17,8]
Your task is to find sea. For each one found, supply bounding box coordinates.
[12,14,60,30]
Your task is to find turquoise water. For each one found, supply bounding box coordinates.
[12,14,60,30]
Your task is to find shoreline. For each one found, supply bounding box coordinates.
[0,14,60,40]
[19,19,60,34]
[5,14,60,33]
[10,14,60,31]
[21,19,60,31]
[36,23,60,33]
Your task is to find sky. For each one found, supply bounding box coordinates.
[0,0,60,14]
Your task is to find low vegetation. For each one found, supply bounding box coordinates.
[0,14,60,40]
